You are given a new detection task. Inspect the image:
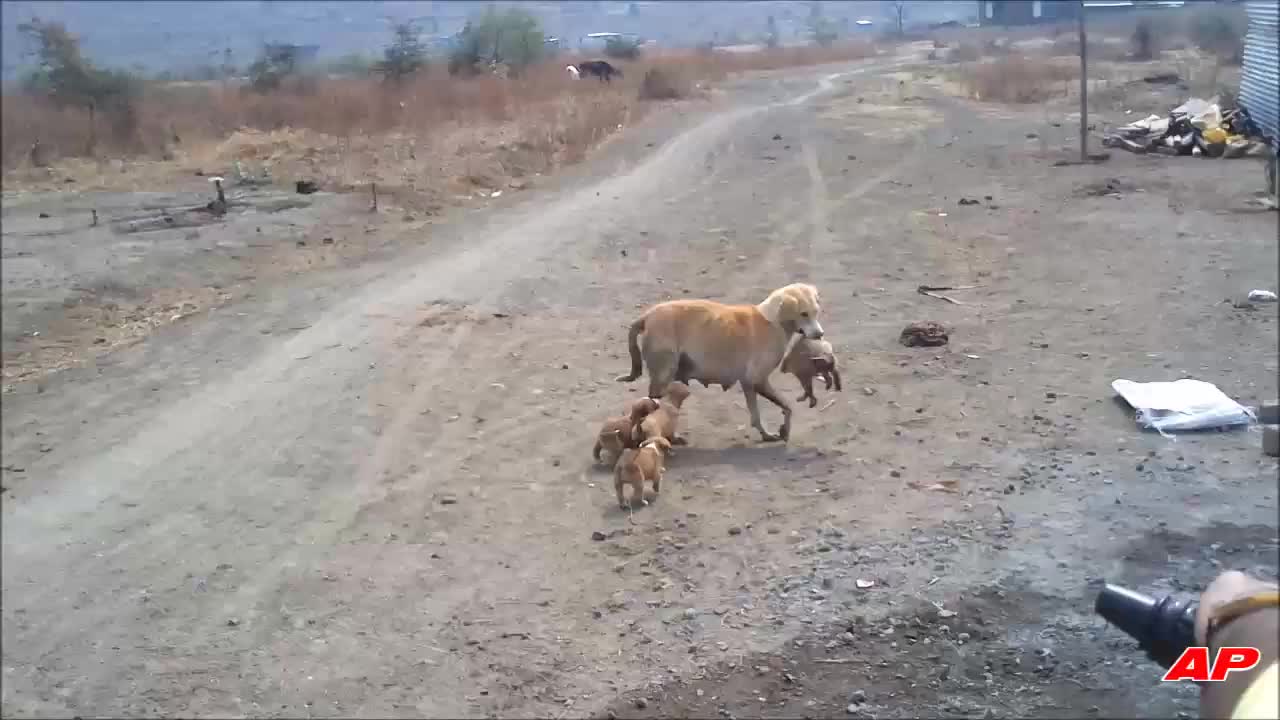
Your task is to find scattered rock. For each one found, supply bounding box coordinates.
[295,180,318,194]
[849,689,867,704]
[899,322,949,348]
[440,494,458,505]
[958,198,980,206]
[592,530,608,541]
[635,697,648,709]
[226,617,240,627]
[856,578,875,589]
[728,526,743,536]
[772,133,783,140]
[322,237,334,245]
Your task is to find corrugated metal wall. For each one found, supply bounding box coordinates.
[1240,0,1279,143]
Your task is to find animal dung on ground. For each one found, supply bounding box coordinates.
[899,321,949,348]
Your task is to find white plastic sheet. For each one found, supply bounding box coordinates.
[1112,379,1256,434]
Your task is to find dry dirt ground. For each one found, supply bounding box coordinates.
[3,54,1278,719]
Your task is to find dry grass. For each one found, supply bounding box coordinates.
[961,55,1078,104]
[2,42,877,202]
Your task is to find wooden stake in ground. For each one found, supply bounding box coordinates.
[1078,0,1088,163]
[370,183,378,213]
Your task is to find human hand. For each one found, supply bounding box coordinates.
[1195,570,1280,645]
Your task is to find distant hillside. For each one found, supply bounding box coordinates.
[2,1,976,80]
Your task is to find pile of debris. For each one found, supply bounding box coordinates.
[1103,97,1268,159]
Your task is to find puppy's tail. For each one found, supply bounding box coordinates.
[615,315,645,382]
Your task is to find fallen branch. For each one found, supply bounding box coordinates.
[918,284,984,292]
[813,658,859,664]
[917,286,966,305]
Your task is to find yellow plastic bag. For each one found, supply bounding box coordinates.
[1202,127,1228,145]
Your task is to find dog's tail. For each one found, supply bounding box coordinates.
[615,315,645,382]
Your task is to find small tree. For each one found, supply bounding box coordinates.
[892,0,907,37]
[765,15,780,48]
[448,8,545,77]
[1131,18,1156,61]
[18,18,140,143]
[248,43,299,92]
[810,17,839,47]
[376,22,427,83]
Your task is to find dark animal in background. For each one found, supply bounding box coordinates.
[575,60,623,83]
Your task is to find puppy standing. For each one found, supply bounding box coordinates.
[636,381,692,446]
[780,338,842,408]
[615,436,672,509]
[593,397,661,466]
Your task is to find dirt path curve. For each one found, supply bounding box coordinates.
[1,58,903,718]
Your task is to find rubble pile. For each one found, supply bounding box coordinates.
[1103,97,1270,159]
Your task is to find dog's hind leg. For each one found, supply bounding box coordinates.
[754,378,793,442]
[645,351,678,399]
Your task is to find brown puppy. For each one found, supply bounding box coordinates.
[616,283,823,442]
[614,436,672,509]
[593,397,661,466]
[780,338,842,408]
[636,381,692,446]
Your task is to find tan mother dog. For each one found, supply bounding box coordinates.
[615,283,823,442]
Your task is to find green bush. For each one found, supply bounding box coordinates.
[248,43,300,92]
[448,8,545,77]
[328,52,376,77]
[18,18,141,141]
[810,18,839,48]
[376,22,427,83]
[604,36,642,60]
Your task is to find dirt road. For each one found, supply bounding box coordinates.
[3,58,1277,718]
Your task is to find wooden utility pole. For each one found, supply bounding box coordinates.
[1078,0,1088,163]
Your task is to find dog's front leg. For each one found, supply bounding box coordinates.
[755,379,793,442]
[743,384,781,442]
